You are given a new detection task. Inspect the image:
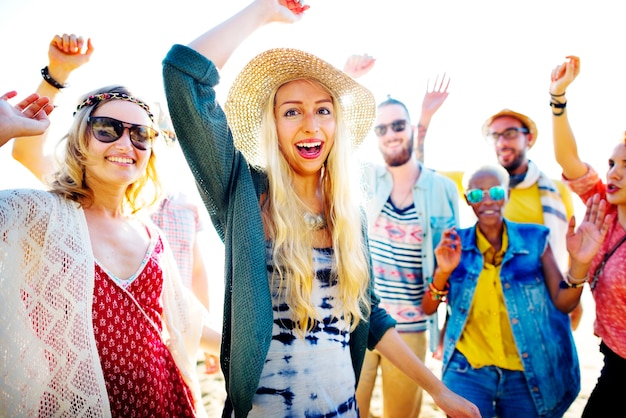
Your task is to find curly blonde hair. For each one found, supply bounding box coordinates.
[260,80,371,336]
[48,85,162,213]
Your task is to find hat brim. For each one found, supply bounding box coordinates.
[224,48,375,167]
[481,109,538,148]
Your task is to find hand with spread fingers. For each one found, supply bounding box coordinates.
[0,91,53,146]
[566,193,612,265]
[421,73,450,120]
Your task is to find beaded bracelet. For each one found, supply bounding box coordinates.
[427,278,449,302]
[559,271,587,289]
[41,66,68,89]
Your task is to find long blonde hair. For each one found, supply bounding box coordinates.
[260,80,371,335]
[48,85,162,213]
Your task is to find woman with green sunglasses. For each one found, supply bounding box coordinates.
[422,164,610,418]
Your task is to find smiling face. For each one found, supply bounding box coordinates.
[274,79,336,178]
[375,103,413,167]
[488,115,532,175]
[606,142,626,206]
[465,169,508,229]
[84,100,153,191]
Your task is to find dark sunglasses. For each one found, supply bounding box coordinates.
[374,119,407,137]
[466,186,506,204]
[88,116,158,151]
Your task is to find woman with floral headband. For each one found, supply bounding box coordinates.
[0,85,220,417]
[162,0,480,417]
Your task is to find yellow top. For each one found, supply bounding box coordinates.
[505,181,574,225]
[456,226,524,371]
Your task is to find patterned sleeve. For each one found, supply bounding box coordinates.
[561,163,606,203]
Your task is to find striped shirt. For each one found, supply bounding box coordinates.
[369,199,427,333]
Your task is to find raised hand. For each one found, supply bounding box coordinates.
[46,33,94,84]
[434,227,461,274]
[0,91,53,146]
[343,53,376,79]
[421,73,450,119]
[566,193,612,264]
[550,55,580,96]
[278,0,309,15]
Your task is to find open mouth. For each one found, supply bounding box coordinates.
[296,141,322,159]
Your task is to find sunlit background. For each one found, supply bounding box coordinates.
[1,0,624,315]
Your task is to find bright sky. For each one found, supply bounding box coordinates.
[1,0,623,319]
[2,0,625,182]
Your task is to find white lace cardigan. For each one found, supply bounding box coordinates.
[0,189,208,418]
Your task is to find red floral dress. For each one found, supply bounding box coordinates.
[92,233,196,417]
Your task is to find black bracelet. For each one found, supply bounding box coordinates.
[550,100,567,116]
[41,66,68,89]
[550,91,566,98]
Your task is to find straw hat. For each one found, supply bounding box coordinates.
[481,109,538,148]
[224,48,375,167]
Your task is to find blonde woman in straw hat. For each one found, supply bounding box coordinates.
[162,0,481,417]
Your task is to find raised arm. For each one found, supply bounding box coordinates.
[187,0,306,68]
[12,33,93,182]
[550,55,588,180]
[416,73,450,163]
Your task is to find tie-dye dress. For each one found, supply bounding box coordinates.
[249,245,358,417]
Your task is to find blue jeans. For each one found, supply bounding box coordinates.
[442,349,539,418]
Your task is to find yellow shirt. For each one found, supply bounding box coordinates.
[456,226,524,371]
[505,181,574,225]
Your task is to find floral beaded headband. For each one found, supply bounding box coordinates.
[73,92,154,122]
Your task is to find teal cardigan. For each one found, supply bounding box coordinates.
[162,45,396,418]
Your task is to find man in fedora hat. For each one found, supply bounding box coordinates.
[440,107,581,329]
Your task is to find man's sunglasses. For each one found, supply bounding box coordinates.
[466,186,506,204]
[373,119,407,137]
[88,116,158,151]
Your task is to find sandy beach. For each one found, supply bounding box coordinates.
[198,288,602,417]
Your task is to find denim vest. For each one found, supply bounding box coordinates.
[361,162,459,351]
[442,220,580,417]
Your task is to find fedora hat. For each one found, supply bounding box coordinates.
[481,109,538,148]
[224,48,375,167]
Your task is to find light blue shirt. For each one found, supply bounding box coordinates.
[361,162,459,351]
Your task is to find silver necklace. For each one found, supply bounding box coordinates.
[394,188,413,209]
[304,212,327,231]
